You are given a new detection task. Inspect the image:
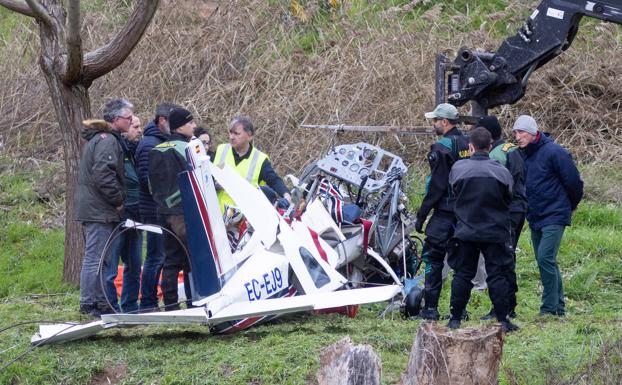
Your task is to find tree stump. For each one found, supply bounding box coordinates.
[317,336,382,385]
[401,322,505,385]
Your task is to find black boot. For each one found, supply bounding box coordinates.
[480,308,495,321]
[501,320,519,332]
[447,319,461,329]
[420,308,440,321]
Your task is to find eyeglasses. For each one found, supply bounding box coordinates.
[117,115,133,121]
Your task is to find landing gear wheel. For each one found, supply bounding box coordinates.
[403,286,425,317]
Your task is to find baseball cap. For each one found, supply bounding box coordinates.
[424,103,459,120]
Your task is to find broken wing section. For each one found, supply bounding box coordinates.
[206,285,402,323]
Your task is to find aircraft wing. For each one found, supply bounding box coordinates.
[208,284,402,323]
[31,321,106,346]
[31,285,401,345]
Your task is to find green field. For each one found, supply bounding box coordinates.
[1,0,621,383]
[0,157,621,385]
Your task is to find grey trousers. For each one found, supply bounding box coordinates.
[79,221,117,306]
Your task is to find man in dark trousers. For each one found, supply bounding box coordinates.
[105,114,143,313]
[135,102,178,311]
[479,116,528,320]
[513,115,583,316]
[75,98,133,318]
[148,107,196,310]
[447,127,518,332]
[415,103,470,320]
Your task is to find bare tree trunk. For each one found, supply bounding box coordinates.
[51,83,90,284]
[401,322,505,385]
[32,2,90,284]
[0,0,159,284]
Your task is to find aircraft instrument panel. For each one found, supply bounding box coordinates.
[316,142,407,192]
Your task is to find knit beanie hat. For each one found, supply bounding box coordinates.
[169,107,193,131]
[478,115,502,139]
[512,115,538,135]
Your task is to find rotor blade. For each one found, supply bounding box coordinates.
[300,124,435,135]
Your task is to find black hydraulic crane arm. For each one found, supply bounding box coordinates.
[436,0,622,116]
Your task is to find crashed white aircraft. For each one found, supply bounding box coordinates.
[32,138,403,345]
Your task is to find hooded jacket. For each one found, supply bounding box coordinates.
[522,133,583,230]
[75,120,125,223]
[136,121,169,219]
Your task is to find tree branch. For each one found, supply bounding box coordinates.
[82,0,160,84]
[24,0,53,26]
[63,0,82,84]
[0,0,34,16]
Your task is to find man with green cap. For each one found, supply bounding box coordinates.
[415,103,470,320]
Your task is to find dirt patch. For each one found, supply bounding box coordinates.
[89,362,127,385]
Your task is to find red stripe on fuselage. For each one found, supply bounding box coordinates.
[307,228,328,262]
[188,172,223,275]
[217,286,298,334]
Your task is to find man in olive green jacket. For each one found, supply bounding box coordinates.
[75,98,133,318]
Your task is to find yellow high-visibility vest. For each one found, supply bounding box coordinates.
[214,143,268,212]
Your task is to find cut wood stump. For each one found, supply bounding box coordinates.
[317,336,381,385]
[401,322,505,385]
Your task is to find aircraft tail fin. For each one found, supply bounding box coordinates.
[178,138,234,299]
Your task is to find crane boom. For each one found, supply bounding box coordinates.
[436,0,622,115]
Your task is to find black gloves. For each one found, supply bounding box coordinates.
[414,216,425,234]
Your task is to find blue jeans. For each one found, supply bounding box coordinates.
[80,222,116,307]
[531,224,566,315]
[139,215,165,311]
[105,227,143,313]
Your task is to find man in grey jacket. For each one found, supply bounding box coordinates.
[75,98,133,318]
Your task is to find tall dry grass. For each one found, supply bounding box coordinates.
[0,0,620,175]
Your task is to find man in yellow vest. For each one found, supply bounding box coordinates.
[214,116,291,212]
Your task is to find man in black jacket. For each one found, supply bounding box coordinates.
[75,98,133,317]
[415,103,470,320]
[136,102,178,311]
[148,107,196,310]
[479,116,528,319]
[447,127,518,332]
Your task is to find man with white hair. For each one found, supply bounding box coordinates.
[76,98,133,318]
[513,114,583,317]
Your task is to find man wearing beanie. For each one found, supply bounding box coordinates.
[415,103,470,321]
[148,107,197,310]
[513,114,583,317]
[478,115,528,320]
[136,102,180,312]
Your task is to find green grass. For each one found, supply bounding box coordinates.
[0,160,621,384]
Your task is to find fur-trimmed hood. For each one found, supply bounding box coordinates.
[81,119,113,141]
